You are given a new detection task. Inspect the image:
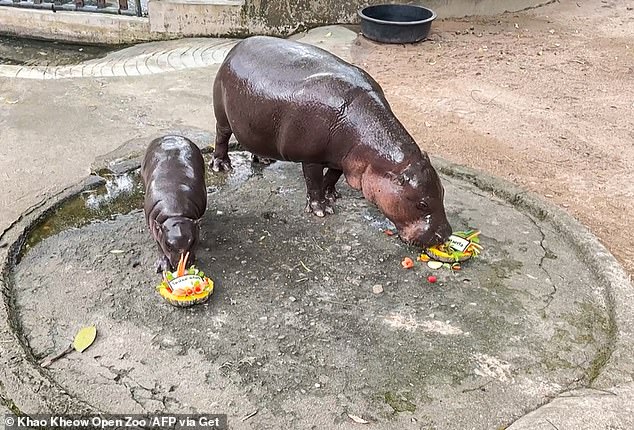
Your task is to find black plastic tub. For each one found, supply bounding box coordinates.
[358,4,436,44]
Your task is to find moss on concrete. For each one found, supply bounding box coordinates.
[384,391,417,413]
[0,381,22,416]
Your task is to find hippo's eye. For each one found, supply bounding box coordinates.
[417,201,429,211]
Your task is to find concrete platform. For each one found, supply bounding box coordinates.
[1,142,632,429]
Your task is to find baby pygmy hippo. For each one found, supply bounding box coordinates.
[141,135,207,273]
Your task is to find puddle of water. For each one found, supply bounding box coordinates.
[205,152,255,191]
[0,35,123,66]
[23,152,258,257]
[24,173,144,254]
[85,174,137,210]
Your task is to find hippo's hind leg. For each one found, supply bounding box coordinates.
[252,154,276,165]
[324,168,343,203]
[211,110,233,172]
[302,163,335,217]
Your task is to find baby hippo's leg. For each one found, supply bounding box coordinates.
[302,163,335,217]
[155,248,172,274]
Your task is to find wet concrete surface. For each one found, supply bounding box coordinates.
[0,35,117,66]
[10,152,612,429]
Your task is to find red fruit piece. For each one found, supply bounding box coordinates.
[427,275,437,283]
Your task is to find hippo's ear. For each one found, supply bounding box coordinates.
[152,222,164,238]
[387,172,406,186]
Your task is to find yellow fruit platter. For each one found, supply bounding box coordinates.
[422,230,483,264]
[156,253,214,307]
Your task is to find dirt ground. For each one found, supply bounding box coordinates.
[351,0,634,275]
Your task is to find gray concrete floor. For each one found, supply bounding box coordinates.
[8,151,612,429]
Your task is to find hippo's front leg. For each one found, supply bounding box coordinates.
[155,254,172,274]
[302,163,335,217]
[149,222,173,273]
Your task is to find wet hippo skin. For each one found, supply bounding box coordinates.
[211,36,451,247]
[141,135,207,272]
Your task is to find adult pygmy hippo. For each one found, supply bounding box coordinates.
[141,135,207,272]
[212,36,452,247]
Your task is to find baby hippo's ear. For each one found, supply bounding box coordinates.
[152,222,164,238]
[387,171,406,186]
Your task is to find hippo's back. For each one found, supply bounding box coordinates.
[219,36,379,96]
[214,36,393,163]
[141,135,207,223]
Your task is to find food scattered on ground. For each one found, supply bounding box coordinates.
[401,257,415,269]
[427,260,444,270]
[427,275,437,283]
[417,253,430,262]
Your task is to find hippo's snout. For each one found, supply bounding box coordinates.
[166,248,196,272]
[433,221,453,245]
[399,217,452,248]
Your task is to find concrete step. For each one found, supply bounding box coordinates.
[0,37,238,79]
[148,0,246,37]
[0,26,358,80]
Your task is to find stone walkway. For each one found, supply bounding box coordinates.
[0,38,237,79]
